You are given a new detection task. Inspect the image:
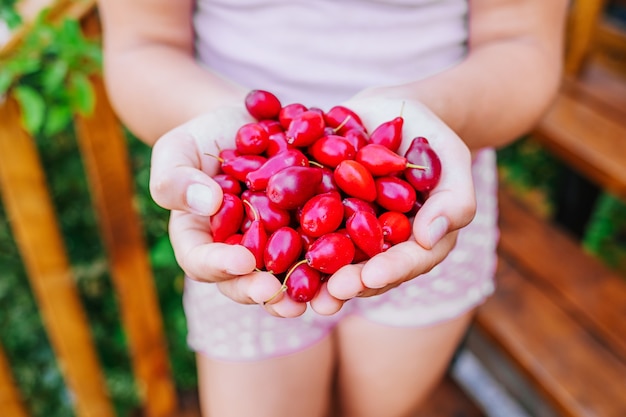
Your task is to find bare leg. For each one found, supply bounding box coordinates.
[333,311,474,417]
[196,334,335,417]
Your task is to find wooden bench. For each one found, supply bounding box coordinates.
[465,2,626,416]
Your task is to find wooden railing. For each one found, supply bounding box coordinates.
[0,1,178,416]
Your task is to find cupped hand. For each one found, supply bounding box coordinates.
[149,106,319,318]
[318,96,477,304]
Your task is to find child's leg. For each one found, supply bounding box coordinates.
[333,311,474,417]
[196,335,336,417]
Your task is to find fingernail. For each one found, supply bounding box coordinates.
[428,217,448,247]
[186,183,214,215]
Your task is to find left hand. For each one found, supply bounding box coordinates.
[311,96,476,313]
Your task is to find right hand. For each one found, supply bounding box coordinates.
[149,106,345,318]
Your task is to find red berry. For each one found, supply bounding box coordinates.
[374,176,417,213]
[264,227,303,274]
[378,211,412,245]
[286,110,326,147]
[210,193,244,243]
[308,135,356,168]
[266,166,323,210]
[213,174,242,195]
[245,90,282,120]
[284,261,322,302]
[368,116,403,152]
[299,192,344,238]
[404,137,442,193]
[240,201,268,269]
[235,122,269,155]
[305,232,355,274]
[333,160,377,202]
[346,211,384,258]
[279,103,308,130]
[324,105,367,135]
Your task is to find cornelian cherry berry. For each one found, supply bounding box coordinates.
[334,160,377,202]
[235,122,269,155]
[245,89,282,121]
[285,261,323,302]
[264,227,303,274]
[210,193,244,243]
[378,211,412,245]
[404,136,442,193]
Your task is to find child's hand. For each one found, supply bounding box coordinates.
[148,106,343,318]
[315,97,477,305]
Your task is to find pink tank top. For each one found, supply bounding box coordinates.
[193,0,469,109]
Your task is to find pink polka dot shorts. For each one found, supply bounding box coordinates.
[183,149,499,361]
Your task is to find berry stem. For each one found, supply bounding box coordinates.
[333,115,352,133]
[262,259,307,305]
[203,152,224,163]
[406,162,426,170]
[242,199,259,221]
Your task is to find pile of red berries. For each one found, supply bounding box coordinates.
[209,90,442,303]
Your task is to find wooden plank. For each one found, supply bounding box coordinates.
[475,258,626,417]
[73,75,178,417]
[0,343,30,417]
[0,97,115,417]
[532,86,626,202]
[565,0,608,75]
[497,188,626,362]
[414,375,485,417]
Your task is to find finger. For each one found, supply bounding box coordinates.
[168,210,256,281]
[150,129,224,216]
[360,232,458,289]
[150,108,253,216]
[309,282,346,316]
[263,292,309,318]
[325,263,366,300]
[410,142,475,249]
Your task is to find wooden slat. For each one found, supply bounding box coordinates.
[565,0,608,75]
[414,375,485,417]
[533,85,626,203]
[497,188,626,361]
[475,258,626,417]
[0,97,115,417]
[0,343,30,417]
[73,74,178,417]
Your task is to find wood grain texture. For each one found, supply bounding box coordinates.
[0,344,30,417]
[474,188,626,417]
[0,97,115,417]
[533,83,626,202]
[73,75,178,417]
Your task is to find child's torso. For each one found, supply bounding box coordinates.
[193,0,469,108]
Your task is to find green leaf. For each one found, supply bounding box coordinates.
[0,67,15,94]
[43,105,72,137]
[0,8,22,28]
[41,60,69,94]
[68,72,95,116]
[13,85,46,134]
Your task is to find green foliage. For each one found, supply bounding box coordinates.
[0,8,102,135]
[0,0,21,28]
[497,137,626,276]
[0,5,195,416]
[584,193,626,275]
[496,136,563,215]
